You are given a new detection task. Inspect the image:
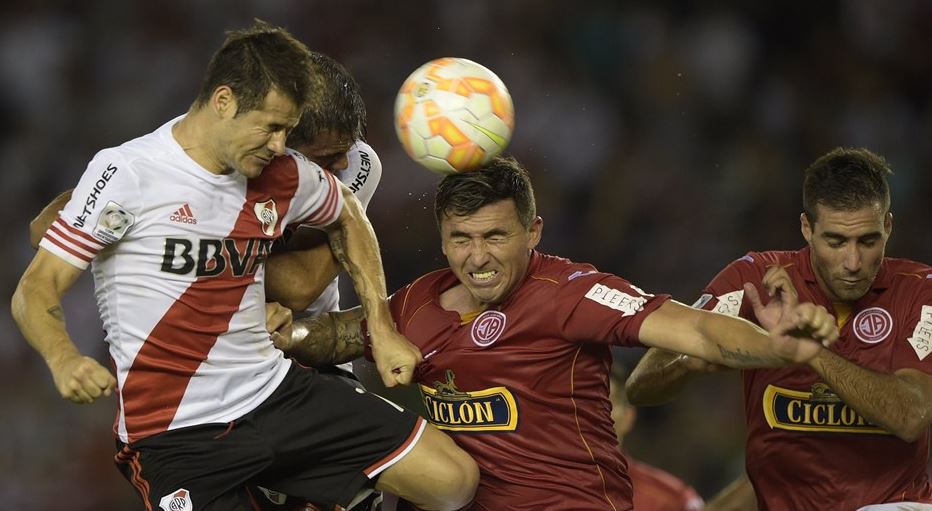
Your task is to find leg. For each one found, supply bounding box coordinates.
[375,424,478,511]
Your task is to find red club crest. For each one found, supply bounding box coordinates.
[853,307,893,344]
[471,310,507,347]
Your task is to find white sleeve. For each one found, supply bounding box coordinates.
[288,151,344,228]
[338,141,382,211]
[38,148,141,269]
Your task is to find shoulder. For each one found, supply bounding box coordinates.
[391,268,451,314]
[528,252,599,286]
[883,257,932,299]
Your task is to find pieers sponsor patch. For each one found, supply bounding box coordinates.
[584,283,647,317]
[908,305,932,361]
[419,370,518,432]
[92,201,135,244]
[712,290,744,317]
[762,384,888,435]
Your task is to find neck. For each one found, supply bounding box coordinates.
[173,109,227,174]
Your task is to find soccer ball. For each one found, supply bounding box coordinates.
[394,58,514,175]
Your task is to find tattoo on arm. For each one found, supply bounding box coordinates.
[328,224,377,317]
[716,345,770,367]
[289,309,366,366]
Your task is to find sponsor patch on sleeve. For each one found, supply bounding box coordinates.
[92,201,135,244]
[712,289,744,317]
[907,305,932,361]
[584,283,647,317]
[691,293,714,309]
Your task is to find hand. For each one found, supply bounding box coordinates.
[768,302,839,364]
[369,328,423,387]
[745,265,798,330]
[49,352,117,404]
[265,302,294,350]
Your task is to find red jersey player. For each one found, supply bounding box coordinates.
[609,368,704,511]
[275,156,839,510]
[627,147,932,510]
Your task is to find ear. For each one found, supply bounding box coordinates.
[800,212,813,243]
[211,85,238,119]
[527,216,543,250]
[884,212,893,237]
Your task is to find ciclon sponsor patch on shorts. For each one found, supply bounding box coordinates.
[471,310,507,347]
[159,488,193,511]
[92,201,135,244]
[853,307,893,344]
[907,305,932,361]
[712,290,744,317]
[584,283,647,317]
[762,384,888,435]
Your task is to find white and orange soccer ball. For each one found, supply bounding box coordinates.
[394,57,515,175]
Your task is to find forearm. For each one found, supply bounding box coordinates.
[265,244,340,311]
[285,308,366,366]
[696,312,786,368]
[328,195,393,331]
[809,350,931,441]
[11,279,80,371]
[626,348,704,406]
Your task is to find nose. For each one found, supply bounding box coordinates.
[468,239,490,266]
[268,130,288,156]
[843,244,862,273]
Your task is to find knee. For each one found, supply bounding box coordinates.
[440,448,479,509]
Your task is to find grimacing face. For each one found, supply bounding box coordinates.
[217,87,301,178]
[801,202,892,303]
[440,199,542,309]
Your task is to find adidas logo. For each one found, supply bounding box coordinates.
[169,203,198,224]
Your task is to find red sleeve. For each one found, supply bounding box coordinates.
[696,253,766,322]
[553,272,670,347]
[893,275,932,373]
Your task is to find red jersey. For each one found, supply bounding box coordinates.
[627,457,704,511]
[387,252,670,510]
[698,247,932,510]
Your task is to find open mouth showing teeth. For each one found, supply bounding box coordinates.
[470,270,498,281]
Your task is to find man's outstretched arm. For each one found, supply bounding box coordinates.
[321,183,421,386]
[272,306,366,367]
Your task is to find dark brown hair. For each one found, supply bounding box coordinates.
[434,156,537,229]
[803,147,893,222]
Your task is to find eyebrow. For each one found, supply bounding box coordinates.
[821,231,882,241]
[449,228,510,238]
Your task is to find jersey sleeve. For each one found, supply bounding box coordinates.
[339,141,382,211]
[695,253,764,321]
[38,149,141,269]
[553,270,671,347]
[287,152,344,228]
[894,274,932,373]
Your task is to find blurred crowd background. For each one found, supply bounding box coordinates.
[3,1,932,508]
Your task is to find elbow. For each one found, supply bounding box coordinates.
[894,414,930,443]
[28,219,44,250]
[276,292,315,313]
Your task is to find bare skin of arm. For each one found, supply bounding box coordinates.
[808,351,932,442]
[636,290,837,370]
[272,306,367,367]
[704,474,757,511]
[627,266,798,406]
[11,249,117,403]
[29,190,73,249]
[320,183,422,387]
[264,227,340,311]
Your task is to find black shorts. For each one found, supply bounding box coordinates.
[114,364,424,510]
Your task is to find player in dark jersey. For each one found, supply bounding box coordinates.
[626,147,932,510]
[271,156,838,510]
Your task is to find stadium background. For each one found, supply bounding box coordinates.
[2,1,931,508]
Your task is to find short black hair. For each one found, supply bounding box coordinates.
[434,156,536,229]
[287,51,366,147]
[803,147,893,223]
[193,20,312,116]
